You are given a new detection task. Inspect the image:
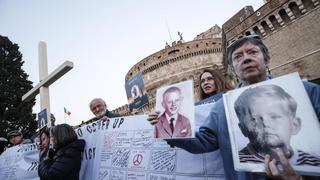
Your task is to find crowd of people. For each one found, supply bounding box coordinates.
[0,35,319,180]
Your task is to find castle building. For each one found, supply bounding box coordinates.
[114,0,320,116]
[79,0,320,124]
[222,0,320,83]
[113,25,230,115]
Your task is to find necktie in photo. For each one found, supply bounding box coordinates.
[169,118,174,133]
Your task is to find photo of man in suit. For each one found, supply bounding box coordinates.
[155,86,192,138]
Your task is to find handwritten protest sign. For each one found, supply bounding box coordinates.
[91,104,225,180]
[0,104,225,180]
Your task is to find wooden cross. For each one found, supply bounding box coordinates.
[22,41,73,127]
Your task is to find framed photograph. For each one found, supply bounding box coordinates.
[37,108,48,129]
[125,73,149,111]
[154,80,195,139]
[224,72,320,176]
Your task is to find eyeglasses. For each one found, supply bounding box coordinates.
[227,34,262,64]
[227,34,261,50]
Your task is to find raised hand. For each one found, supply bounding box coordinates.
[147,111,160,125]
[264,148,301,180]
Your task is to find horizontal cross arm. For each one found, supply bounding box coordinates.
[22,61,73,102]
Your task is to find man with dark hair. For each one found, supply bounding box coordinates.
[7,130,32,146]
[89,98,120,122]
[155,86,192,138]
[148,35,320,179]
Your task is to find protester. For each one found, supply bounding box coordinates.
[154,86,192,138]
[196,69,233,178]
[197,68,233,104]
[38,128,51,161]
[89,98,120,121]
[7,130,32,146]
[148,35,320,179]
[38,124,85,180]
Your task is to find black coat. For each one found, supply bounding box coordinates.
[38,139,85,180]
[91,110,120,122]
[105,110,120,118]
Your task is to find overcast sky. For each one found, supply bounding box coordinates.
[0,0,264,126]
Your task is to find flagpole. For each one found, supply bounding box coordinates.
[64,107,71,124]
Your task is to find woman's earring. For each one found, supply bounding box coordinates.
[267,65,272,76]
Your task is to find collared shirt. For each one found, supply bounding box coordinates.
[239,146,320,166]
[165,113,178,126]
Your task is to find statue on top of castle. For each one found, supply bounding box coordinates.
[177,32,184,43]
[165,42,170,48]
[178,32,183,40]
[211,25,222,34]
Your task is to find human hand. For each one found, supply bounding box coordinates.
[37,141,42,151]
[264,148,301,180]
[147,111,160,125]
[100,116,109,122]
[131,108,142,115]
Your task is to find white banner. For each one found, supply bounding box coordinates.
[0,143,39,180]
[0,104,225,180]
[88,103,225,180]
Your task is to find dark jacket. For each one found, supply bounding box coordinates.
[38,139,85,180]
[91,110,120,122]
[105,110,120,118]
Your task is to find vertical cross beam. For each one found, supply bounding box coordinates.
[22,42,73,127]
[38,42,51,124]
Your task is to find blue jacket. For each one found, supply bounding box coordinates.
[167,81,320,180]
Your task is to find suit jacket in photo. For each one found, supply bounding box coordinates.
[155,113,192,138]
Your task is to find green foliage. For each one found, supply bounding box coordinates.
[0,35,36,139]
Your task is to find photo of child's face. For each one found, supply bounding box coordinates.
[243,97,297,149]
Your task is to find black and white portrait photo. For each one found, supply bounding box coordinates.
[224,73,320,176]
[154,80,195,139]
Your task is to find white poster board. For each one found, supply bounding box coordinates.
[224,72,320,176]
[91,104,225,180]
[0,104,225,180]
[155,80,195,139]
